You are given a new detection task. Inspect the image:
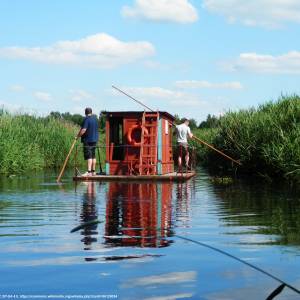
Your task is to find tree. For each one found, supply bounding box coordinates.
[187,118,198,130]
[49,111,61,119]
[48,111,84,126]
[198,114,220,128]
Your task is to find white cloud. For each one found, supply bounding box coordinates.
[9,85,25,92]
[110,86,234,122]
[33,91,52,102]
[122,0,198,23]
[175,80,243,90]
[203,0,300,28]
[143,293,194,300]
[0,33,155,68]
[223,51,300,74]
[116,86,203,106]
[70,89,94,102]
[122,271,197,288]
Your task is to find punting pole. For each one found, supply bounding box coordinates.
[112,85,241,166]
[56,137,78,183]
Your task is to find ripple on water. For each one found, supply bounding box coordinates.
[0,170,300,298]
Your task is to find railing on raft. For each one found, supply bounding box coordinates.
[73,144,197,176]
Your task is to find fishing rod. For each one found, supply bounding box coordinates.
[123,225,299,298]
[175,235,300,298]
[112,85,242,166]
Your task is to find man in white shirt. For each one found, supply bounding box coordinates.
[176,118,193,171]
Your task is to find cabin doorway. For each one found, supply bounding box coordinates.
[109,117,124,161]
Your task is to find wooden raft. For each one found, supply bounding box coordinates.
[73,171,196,182]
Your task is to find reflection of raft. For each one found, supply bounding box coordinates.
[73,111,196,182]
[74,171,196,182]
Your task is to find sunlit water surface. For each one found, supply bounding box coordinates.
[0,169,299,300]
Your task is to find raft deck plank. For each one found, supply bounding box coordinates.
[73,171,196,182]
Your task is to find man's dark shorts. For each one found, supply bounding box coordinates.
[83,142,97,160]
[177,142,189,156]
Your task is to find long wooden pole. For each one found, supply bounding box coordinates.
[112,85,155,112]
[112,85,242,166]
[56,137,78,183]
[192,136,241,165]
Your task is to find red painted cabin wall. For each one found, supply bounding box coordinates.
[105,112,174,175]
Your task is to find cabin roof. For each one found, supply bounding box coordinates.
[104,111,175,121]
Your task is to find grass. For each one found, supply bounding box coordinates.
[0,112,80,174]
[0,110,107,175]
[193,95,300,184]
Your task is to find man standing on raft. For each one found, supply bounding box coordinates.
[176,118,193,171]
[77,107,99,176]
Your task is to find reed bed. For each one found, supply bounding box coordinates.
[0,112,79,174]
[195,95,300,184]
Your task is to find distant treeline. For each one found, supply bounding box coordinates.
[49,111,213,130]
[49,111,106,130]
[174,114,219,130]
[191,95,300,185]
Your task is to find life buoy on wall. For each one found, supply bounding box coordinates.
[126,124,149,147]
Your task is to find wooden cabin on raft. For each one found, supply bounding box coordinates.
[73,111,195,181]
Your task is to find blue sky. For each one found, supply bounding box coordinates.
[1,0,300,122]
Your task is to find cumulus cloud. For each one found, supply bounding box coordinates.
[122,0,198,23]
[0,33,155,68]
[223,51,300,74]
[110,86,233,122]
[203,0,300,28]
[116,86,203,106]
[33,91,52,102]
[175,80,243,90]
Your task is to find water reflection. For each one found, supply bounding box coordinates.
[1,171,300,298]
[175,181,192,227]
[80,181,98,250]
[105,182,173,248]
[212,183,300,246]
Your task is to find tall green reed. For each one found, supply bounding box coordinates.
[0,113,79,174]
[194,95,300,184]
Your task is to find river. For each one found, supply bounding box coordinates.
[0,169,299,300]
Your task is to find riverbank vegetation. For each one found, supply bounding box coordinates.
[1,95,299,184]
[191,95,300,184]
[0,110,107,175]
[0,111,79,174]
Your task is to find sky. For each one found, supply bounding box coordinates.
[1,0,300,122]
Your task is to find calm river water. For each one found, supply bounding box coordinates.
[0,169,299,300]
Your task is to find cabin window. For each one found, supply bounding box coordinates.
[165,120,169,134]
[109,117,124,160]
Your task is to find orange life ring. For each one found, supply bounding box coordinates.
[126,124,149,147]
